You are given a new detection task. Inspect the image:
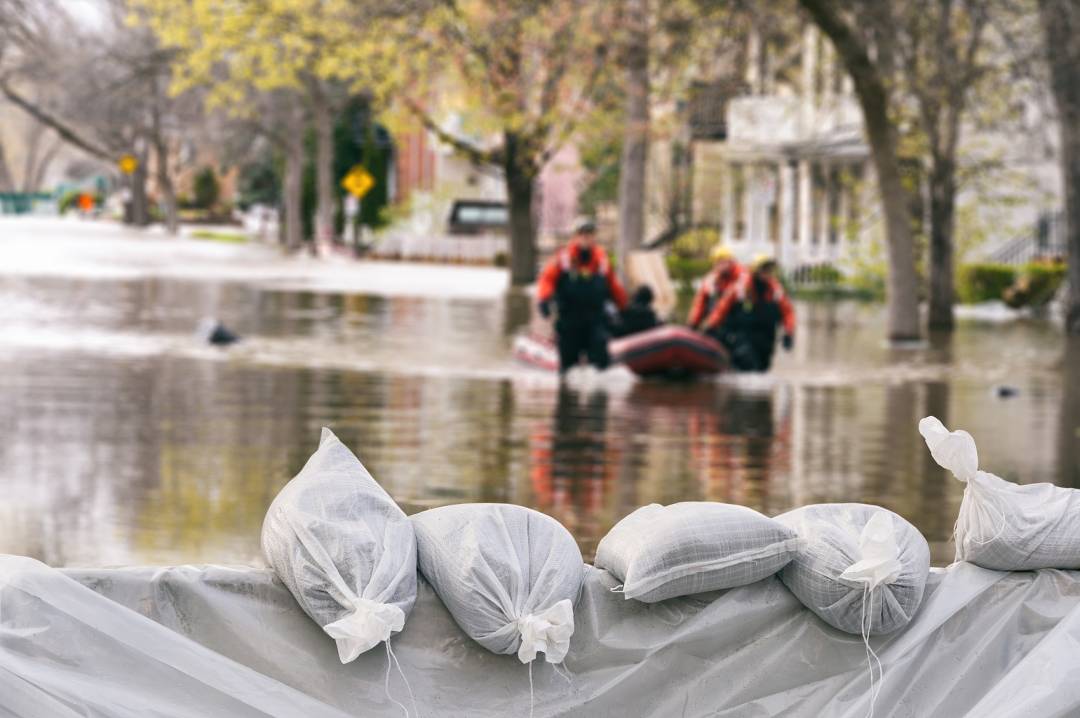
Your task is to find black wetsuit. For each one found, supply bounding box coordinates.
[554,270,613,372]
[713,277,783,372]
[613,304,660,338]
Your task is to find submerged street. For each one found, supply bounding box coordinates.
[2,218,1077,566]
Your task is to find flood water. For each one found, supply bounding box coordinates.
[2,218,1079,567]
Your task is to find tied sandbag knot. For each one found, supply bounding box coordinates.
[516,599,575,664]
[324,597,405,663]
[839,511,902,718]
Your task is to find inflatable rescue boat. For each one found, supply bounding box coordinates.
[512,325,729,378]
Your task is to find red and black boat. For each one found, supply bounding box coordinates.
[512,325,729,378]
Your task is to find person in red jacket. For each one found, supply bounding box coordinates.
[688,244,746,329]
[537,220,628,373]
[702,254,795,371]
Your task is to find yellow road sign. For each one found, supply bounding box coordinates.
[118,154,138,175]
[341,165,375,199]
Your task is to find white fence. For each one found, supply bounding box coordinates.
[371,232,508,263]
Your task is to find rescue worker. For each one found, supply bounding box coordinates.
[702,253,795,372]
[537,220,628,373]
[687,245,746,330]
[612,285,661,338]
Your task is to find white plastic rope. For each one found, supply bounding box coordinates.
[859,584,885,718]
[528,660,535,718]
[387,638,418,718]
[383,641,410,718]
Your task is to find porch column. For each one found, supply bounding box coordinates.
[723,160,736,245]
[797,158,812,248]
[779,159,796,268]
[743,163,756,244]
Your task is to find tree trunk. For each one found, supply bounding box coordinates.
[505,131,538,286]
[1039,0,1080,334]
[799,0,921,341]
[313,88,336,248]
[868,118,921,340]
[27,137,61,192]
[154,136,178,235]
[283,134,305,251]
[0,141,14,192]
[617,0,650,276]
[20,123,46,192]
[1060,336,1080,487]
[927,156,957,330]
[129,154,150,227]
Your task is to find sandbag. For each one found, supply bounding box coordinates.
[920,415,1080,570]
[594,502,800,602]
[776,503,930,635]
[261,428,417,663]
[411,503,583,663]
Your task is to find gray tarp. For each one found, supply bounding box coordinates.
[2,555,1080,717]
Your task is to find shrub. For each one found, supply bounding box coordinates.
[670,227,721,260]
[1003,260,1068,308]
[665,255,712,286]
[956,263,1016,304]
[193,166,220,210]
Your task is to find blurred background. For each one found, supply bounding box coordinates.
[1,0,1077,567]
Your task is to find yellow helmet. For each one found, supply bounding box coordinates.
[751,252,777,271]
[710,244,734,262]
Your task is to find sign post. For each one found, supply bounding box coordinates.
[341,165,375,253]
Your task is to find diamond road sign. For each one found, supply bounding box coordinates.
[341,165,375,199]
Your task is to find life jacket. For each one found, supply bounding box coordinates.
[727,275,784,335]
[554,245,614,323]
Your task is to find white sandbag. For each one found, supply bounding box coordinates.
[411,503,584,663]
[594,502,801,602]
[920,415,1080,570]
[776,503,930,635]
[261,428,417,663]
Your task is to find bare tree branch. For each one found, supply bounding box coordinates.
[0,79,113,160]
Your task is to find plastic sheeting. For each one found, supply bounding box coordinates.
[3,555,1080,717]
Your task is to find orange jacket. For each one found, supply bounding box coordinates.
[704,273,796,334]
[536,241,628,310]
[688,263,746,328]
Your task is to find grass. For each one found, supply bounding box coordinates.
[189,229,248,244]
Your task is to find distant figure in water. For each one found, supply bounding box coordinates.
[701,253,795,372]
[198,318,240,346]
[612,285,661,338]
[536,219,628,373]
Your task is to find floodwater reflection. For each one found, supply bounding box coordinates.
[1,240,1078,567]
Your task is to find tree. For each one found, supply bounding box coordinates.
[1037,0,1080,334]
[138,0,413,248]
[895,0,992,331]
[798,0,921,341]
[399,0,612,285]
[617,0,650,273]
[612,0,741,268]
[2,0,197,231]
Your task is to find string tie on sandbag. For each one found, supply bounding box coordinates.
[324,597,405,663]
[839,511,902,718]
[516,599,575,664]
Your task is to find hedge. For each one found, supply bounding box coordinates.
[956,263,1016,304]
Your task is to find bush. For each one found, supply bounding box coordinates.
[666,255,712,285]
[1003,260,1067,308]
[193,166,220,210]
[669,227,720,260]
[956,263,1016,304]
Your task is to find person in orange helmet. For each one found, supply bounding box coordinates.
[688,244,746,330]
[702,253,795,371]
[537,219,628,373]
